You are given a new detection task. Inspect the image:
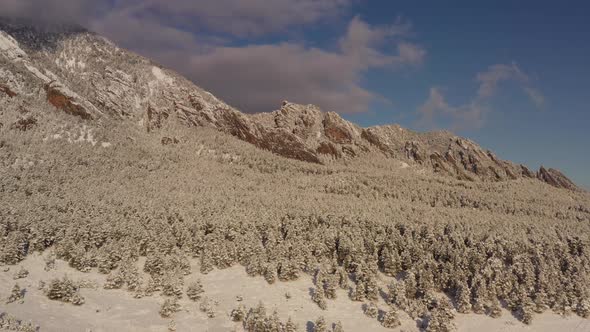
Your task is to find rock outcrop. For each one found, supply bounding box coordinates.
[0,19,580,191]
[0,83,16,97]
[44,81,94,119]
[537,166,579,191]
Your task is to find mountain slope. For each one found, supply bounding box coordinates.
[0,19,580,191]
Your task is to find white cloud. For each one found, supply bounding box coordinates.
[417,88,486,130]
[418,63,544,130]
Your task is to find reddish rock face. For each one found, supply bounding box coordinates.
[10,116,37,131]
[216,110,259,145]
[0,84,17,97]
[323,112,354,144]
[146,105,169,133]
[45,84,93,119]
[161,137,179,145]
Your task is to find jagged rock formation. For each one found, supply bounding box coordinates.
[537,166,579,191]
[0,19,580,190]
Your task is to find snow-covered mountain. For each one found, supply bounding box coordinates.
[0,19,578,190]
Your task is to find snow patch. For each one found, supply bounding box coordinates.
[151,66,174,85]
[196,145,204,156]
[73,125,98,146]
[24,64,51,83]
[0,31,27,60]
[11,158,34,170]
[44,126,108,147]
[66,58,76,69]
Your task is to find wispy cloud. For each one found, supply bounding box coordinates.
[475,63,528,99]
[417,88,487,130]
[418,63,545,130]
[523,86,545,108]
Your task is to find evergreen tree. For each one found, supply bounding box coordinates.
[230,304,246,322]
[350,281,366,302]
[381,309,401,329]
[364,275,379,301]
[312,286,328,310]
[533,291,549,313]
[387,280,408,310]
[324,275,338,300]
[518,303,535,325]
[454,282,472,313]
[6,283,24,304]
[314,316,328,332]
[263,263,277,284]
[199,297,216,318]
[245,302,267,332]
[577,299,590,318]
[427,300,456,332]
[45,276,85,305]
[186,280,204,301]
[364,302,378,318]
[337,268,349,289]
[12,266,29,280]
[489,298,502,318]
[199,250,214,274]
[159,298,181,318]
[285,317,298,332]
[104,271,124,289]
[264,311,282,332]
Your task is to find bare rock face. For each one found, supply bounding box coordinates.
[246,101,365,162]
[323,111,358,144]
[0,19,580,190]
[44,81,94,119]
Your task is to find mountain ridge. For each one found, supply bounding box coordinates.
[0,19,580,191]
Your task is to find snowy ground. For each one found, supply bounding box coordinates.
[1,252,589,332]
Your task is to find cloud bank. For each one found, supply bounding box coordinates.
[1,0,426,113]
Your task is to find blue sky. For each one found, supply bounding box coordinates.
[3,0,588,188]
[344,1,590,188]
